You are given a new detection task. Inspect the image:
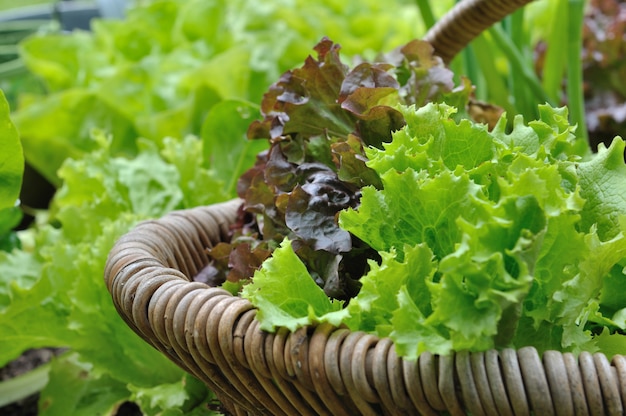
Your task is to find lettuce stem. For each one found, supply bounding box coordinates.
[507,10,535,119]
[542,0,568,105]
[471,33,517,117]
[566,0,588,144]
[415,0,436,30]
[488,25,553,107]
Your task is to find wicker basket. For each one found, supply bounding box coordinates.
[105,200,626,415]
[104,0,626,414]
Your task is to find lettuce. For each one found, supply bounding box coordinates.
[4,69,277,412]
[0,90,23,251]
[0,129,241,414]
[0,90,22,209]
[13,0,423,186]
[244,102,626,359]
[223,37,473,302]
[241,239,346,332]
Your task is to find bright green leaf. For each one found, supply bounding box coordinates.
[129,374,212,416]
[201,100,267,196]
[15,90,137,186]
[0,89,22,211]
[577,137,626,241]
[39,353,129,416]
[344,244,435,336]
[340,168,481,259]
[391,286,452,359]
[241,239,344,332]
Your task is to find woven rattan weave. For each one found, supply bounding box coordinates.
[424,0,534,64]
[105,199,626,415]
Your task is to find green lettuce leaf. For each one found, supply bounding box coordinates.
[345,103,626,356]
[38,353,130,416]
[241,238,346,332]
[200,99,267,196]
[0,248,42,310]
[340,168,481,259]
[128,374,214,416]
[391,286,453,359]
[0,89,22,211]
[343,244,436,337]
[554,220,626,351]
[0,89,24,250]
[577,138,626,241]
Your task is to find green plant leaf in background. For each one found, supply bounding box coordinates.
[13,0,424,186]
[0,132,243,414]
[0,89,22,209]
[38,353,130,416]
[201,99,267,196]
[14,90,138,187]
[128,373,213,416]
[0,88,23,251]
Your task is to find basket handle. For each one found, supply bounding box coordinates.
[424,0,535,64]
